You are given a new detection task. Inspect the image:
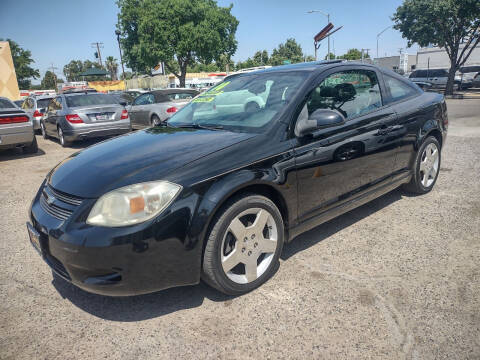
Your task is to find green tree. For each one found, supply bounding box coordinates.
[105,56,119,80]
[41,70,56,89]
[120,71,133,80]
[337,48,368,60]
[269,38,303,66]
[393,0,480,95]
[304,55,316,62]
[117,0,239,87]
[253,50,269,66]
[63,60,84,82]
[324,52,335,60]
[1,39,40,89]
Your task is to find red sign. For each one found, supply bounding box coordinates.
[314,23,334,42]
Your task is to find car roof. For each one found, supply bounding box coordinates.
[151,89,198,94]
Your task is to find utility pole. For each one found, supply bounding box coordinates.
[91,42,104,67]
[49,63,58,90]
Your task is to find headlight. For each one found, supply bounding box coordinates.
[86,181,182,227]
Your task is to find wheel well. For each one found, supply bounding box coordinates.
[428,129,443,149]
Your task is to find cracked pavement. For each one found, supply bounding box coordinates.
[0,99,479,359]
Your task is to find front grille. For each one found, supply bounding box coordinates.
[40,195,73,220]
[47,185,83,206]
[45,252,71,280]
[39,184,83,221]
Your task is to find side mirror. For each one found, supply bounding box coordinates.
[119,101,127,106]
[296,109,345,137]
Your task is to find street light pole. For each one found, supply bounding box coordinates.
[376,25,393,61]
[115,30,126,82]
[307,10,330,59]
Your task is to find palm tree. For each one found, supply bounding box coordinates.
[105,56,118,81]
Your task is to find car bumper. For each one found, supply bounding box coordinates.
[63,125,131,142]
[33,116,41,130]
[28,181,203,296]
[0,129,34,149]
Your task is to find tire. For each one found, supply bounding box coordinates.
[403,136,441,194]
[202,194,284,295]
[23,135,38,154]
[151,115,161,127]
[40,121,48,139]
[57,126,71,147]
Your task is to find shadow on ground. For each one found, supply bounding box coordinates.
[0,147,46,162]
[52,188,405,321]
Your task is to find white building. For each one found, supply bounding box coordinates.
[416,43,480,70]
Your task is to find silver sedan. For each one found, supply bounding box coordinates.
[0,97,37,153]
[128,89,199,128]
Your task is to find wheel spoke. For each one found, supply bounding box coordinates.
[419,160,428,173]
[260,238,277,253]
[222,249,241,273]
[422,171,429,187]
[228,217,246,241]
[252,209,269,233]
[244,259,258,282]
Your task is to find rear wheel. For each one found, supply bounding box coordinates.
[202,194,284,295]
[23,136,38,154]
[151,114,161,127]
[57,126,71,147]
[403,136,441,194]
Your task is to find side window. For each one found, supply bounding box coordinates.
[417,70,427,78]
[305,69,382,119]
[146,94,154,104]
[384,75,418,102]
[134,94,147,105]
[55,97,63,110]
[21,98,29,109]
[409,71,417,78]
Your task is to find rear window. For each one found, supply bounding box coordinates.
[36,98,53,109]
[66,94,118,107]
[0,98,15,109]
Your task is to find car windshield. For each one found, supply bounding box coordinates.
[167,71,307,133]
[66,94,118,107]
[0,98,15,109]
[37,98,53,109]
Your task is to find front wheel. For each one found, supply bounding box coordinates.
[202,194,284,295]
[403,136,441,194]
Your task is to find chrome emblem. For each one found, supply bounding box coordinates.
[43,191,54,205]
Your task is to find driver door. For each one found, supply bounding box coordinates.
[293,67,399,223]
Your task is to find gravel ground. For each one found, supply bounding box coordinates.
[1,99,479,359]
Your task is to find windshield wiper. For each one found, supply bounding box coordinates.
[172,123,224,131]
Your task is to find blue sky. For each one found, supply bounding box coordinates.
[1,0,416,84]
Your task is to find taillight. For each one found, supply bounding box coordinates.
[33,110,43,118]
[65,114,83,124]
[0,115,29,124]
[121,109,129,119]
[166,107,177,113]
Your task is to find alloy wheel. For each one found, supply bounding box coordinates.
[419,142,439,187]
[221,208,278,284]
[58,127,64,146]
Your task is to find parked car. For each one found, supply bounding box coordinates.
[28,61,447,296]
[409,69,467,89]
[0,97,37,153]
[22,95,55,132]
[129,89,199,128]
[110,90,142,106]
[13,99,24,108]
[40,93,131,147]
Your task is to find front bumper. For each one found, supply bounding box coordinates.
[29,181,202,296]
[63,125,131,142]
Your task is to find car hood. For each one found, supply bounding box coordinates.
[48,127,255,198]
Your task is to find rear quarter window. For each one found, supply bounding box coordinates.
[384,75,419,103]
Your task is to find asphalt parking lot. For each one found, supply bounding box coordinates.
[1,99,479,359]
